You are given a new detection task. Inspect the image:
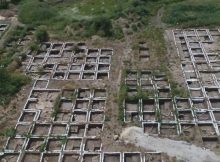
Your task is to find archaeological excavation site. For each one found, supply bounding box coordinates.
[1,0,220,162]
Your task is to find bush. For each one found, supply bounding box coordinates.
[35,28,49,42]
[83,16,113,37]
[18,1,57,24]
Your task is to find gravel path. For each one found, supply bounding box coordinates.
[120,127,220,162]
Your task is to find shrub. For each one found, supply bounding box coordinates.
[83,16,113,37]
[35,28,49,42]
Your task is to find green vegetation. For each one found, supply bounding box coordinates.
[18,0,57,24]
[52,95,61,117]
[15,0,184,39]
[0,68,30,106]
[118,76,127,124]
[170,81,189,98]
[40,142,46,152]
[35,27,49,42]
[0,128,16,137]
[0,0,8,9]
[163,0,220,27]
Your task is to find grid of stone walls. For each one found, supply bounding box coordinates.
[0,79,166,162]
[124,70,220,138]
[25,42,113,80]
[172,29,220,140]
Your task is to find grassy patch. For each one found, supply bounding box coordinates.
[0,128,16,137]
[163,0,220,27]
[18,0,57,24]
[0,68,30,106]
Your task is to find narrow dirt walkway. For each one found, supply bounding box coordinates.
[120,127,220,162]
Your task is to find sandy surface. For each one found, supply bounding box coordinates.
[120,127,220,162]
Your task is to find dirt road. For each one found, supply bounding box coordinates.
[120,127,220,162]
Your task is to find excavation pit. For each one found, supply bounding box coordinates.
[60,100,73,111]
[180,123,196,136]
[175,98,191,110]
[65,138,82,151]
[72,111,88,122]
[158,89,171,98]
[202,137,219,149]
[103,153,120,162]
[26,138,44,151]
[125,112,140,122]
[0,153,19,162]
[190,89,204,98]
[57,64,68,71]
[63,153,80,162]
[75,100,90,110]
[97,72,108,80]
[42,153,59,162]
[89,111,105,122]
[195,111,211,121]
[32,123,50,136]
[198,123,216,137]
[49,50,61,56]
[205,88,220,97]
[124,152,141,162]
[16,123,31,136]
[35,80,48,89]
[6,138,25,151]
[62,89,75,100]
[160,123,178,136]
[78,89,90,98]
[94,89,107,98]
[186,80,200,88]
[143,123,158,134]
[19,111,36,122]
[82,72,95,80]
[52,43,63,50]
[178,110,193,121]
[69,124,85,137]
[125,100,139,111]
[82,154,100,162]
[143,112,156,121]
[86,57,97,63]
[22,153,41,162]
[51,124,67,135]
[86,124,103,136]
[213,111,220,121]
[99,56,110,63]
[101,49,113,55]
[55,112,71,121]
[53,72,65,80]
[98,64,110,71]
[84,138,101,151]
[209,98,220,109]
[126,71,138,80]
[88,49,99,57]
[142,99,156,111]
[145,153,162,162]
[68,72,80,80]
[192,99,208,109]
[92,100,106,110]
[47,139,63,151]
[184,71,197,79]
